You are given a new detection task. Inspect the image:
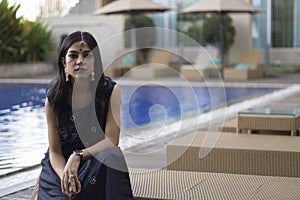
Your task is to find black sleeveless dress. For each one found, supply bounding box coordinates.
[37,79,133,200]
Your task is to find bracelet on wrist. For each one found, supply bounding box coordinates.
[73,150,83,161]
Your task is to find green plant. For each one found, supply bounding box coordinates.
[177,12,206,46]
[203,14,236,61]
[21,20,53,62]
[124,14,156,63]
[185,24,206,46]
[0,0,53,63]
[0,0,23,63]
[124,14,156,48]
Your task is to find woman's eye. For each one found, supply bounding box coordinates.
[68,54,77,59]
[84,52,93,58]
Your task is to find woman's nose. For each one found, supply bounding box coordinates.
[76,54,84,65]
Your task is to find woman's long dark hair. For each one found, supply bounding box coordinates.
[47,31,107,120]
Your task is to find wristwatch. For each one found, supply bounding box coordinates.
[73,150,83,161]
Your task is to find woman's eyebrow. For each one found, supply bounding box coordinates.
[68,50,91,53]
[68,50,78,54]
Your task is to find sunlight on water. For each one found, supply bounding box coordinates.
[0,83,48,175]
[0,106,48,175]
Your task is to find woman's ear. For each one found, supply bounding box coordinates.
[61,57,66,67]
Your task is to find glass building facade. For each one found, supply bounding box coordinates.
[152,0,202,47]
[150,0,300,49]
[252,0,300,48]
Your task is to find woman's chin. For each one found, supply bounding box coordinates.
[74,74,90,80]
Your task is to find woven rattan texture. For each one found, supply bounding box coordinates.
[129,169,300,200]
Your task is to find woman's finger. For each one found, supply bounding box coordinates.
[61,174,67,192]
[75,177,81,193]
[69,175,77,192]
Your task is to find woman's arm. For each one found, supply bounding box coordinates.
[46,98,81,197]
[45,98,66,180]
[81,84,121,160]
[61,85,121,196]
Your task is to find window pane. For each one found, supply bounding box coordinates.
[252,0,267,48]
[272,0,294,47]
[252,0,300,48]
[294,0,300,47]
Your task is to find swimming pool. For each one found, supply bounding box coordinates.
[0,82,275,175]
[121,84,274,129]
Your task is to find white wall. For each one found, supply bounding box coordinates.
[42,15,126,68]
[229,14,253,64]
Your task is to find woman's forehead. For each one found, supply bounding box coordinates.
[68,41,91,51]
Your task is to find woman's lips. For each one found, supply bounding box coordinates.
[74,67,87,72]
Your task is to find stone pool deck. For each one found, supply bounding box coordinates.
[1,73,300,199]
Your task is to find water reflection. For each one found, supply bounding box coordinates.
[0,107,47,175]
[0,84,47,175]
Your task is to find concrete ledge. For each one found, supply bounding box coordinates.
[0,62,55,78]
[0,166,41,197]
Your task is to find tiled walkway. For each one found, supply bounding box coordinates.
[0,188,34,200]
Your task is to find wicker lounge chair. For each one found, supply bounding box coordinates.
[104,48,142,77]
[180,48,220,81]
[237,108,300,136]
[167,131,300,177]
[129,168,300,199]
[223,50,263,80]
[128,49,178,79]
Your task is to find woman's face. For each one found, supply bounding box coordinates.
[62,41,95,80]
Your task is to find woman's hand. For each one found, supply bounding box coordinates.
[61,154,82,197]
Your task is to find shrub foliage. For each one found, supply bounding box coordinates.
[0,0,53,63]
[124,14,156,63]
[203,13,236,56]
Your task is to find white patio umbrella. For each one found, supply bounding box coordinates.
[95,0,169,15]
[95,0,169,55]
[180,0,261,67]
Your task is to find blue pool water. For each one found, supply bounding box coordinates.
[0,83,274,174]
[121,84,273,129]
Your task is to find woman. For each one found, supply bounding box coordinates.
[31,31,133,199]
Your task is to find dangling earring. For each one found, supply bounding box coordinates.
[64,68,69,82]
[65,73,69,82]
[66,74,70,82]
[90,71,95,81]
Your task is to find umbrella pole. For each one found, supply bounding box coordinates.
[219,12,225,70]
[131,15,137,63]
